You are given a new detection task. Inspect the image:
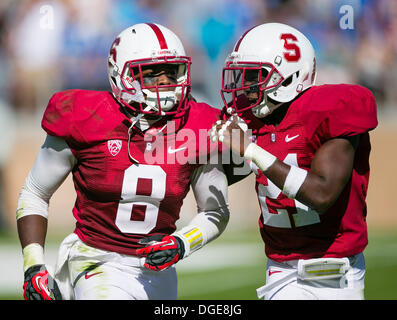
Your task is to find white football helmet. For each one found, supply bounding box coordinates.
[107,23,191,116]
[221,23,316,118]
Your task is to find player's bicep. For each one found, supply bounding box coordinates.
[298,136,358,210]
[17,135,76,221]
[30,135,77,197]
[22,135,76,204]
[310,136,358,182]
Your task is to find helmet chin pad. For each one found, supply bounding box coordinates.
[117,76,183,114]
[252,94,282,118]
[142,88,181,113]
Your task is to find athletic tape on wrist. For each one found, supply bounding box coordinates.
[282,165,308,199]
[174,226,204,258]
[23,243,45,272]
[244,143,277,172]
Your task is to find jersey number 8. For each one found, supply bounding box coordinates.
[115,164,166,234]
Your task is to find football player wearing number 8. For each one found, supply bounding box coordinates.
[17,23,229,300]
[210,23,377,300]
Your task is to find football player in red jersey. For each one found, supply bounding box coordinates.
[210,23,377,300]
[17,23,229,300]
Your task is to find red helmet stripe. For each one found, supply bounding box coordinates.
[234,25,258,52]
[146,23,168,49]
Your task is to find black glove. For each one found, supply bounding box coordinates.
[23,264,62,300]
[136,234,185,271]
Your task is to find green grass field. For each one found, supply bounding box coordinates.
[1,228,396,300]
[177,228,397,300]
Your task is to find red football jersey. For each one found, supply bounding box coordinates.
[240,84,378,262]
[41,89,220,256]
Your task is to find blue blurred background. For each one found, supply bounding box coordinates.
[1,0,397,113]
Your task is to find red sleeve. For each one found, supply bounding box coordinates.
[302,85,378,141]
[41,90,75,142]
[327,85,378,138]
[41,89,117,149]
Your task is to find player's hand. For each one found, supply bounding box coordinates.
[209,115,251,156]
[23,264,62,300]
[136,234,185,271]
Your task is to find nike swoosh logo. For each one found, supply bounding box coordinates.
[168,146,187,154]
[72,261,105,288]
[152,238,176,249]
[35,275,51,296]
[268,270,282,276]
[285,134,299,142]
[85,272,103,280]
[160,238,175,248]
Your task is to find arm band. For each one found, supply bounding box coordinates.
[244,143,277,172]
[282,165,308,199]
[16,172,50,220]
[173,224,205,258]
[23,243,45,272]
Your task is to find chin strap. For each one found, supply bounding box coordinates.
[126,106,169,163]
[127,105,153,163]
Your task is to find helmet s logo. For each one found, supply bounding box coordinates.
[280,33,301,62]
[109,37,121,63]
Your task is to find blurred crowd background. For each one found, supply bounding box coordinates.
[0,0,396,231]
[1,0,397,113]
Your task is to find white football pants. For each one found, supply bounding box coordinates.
[257,253,365,300]
[53,233,177,300]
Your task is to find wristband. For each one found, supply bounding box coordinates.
[283,165,308,199]
[244,143,277,172]
[23,243,45,272]
[173,226,204,258]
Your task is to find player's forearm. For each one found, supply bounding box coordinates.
[179,163,229,257]
[17,215,47,249]
[17,180,49,270]
[17,215,47,272]
[16,170,51,248]
[244,143,343,213]
[266,162,338,213]
[173,207,230,257]
[16,172,50,249]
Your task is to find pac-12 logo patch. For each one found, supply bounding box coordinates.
[108,140,122,156]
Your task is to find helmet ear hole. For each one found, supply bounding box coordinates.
[282,75,293,87]
[111,76,117,86]
[281,71,299,87]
